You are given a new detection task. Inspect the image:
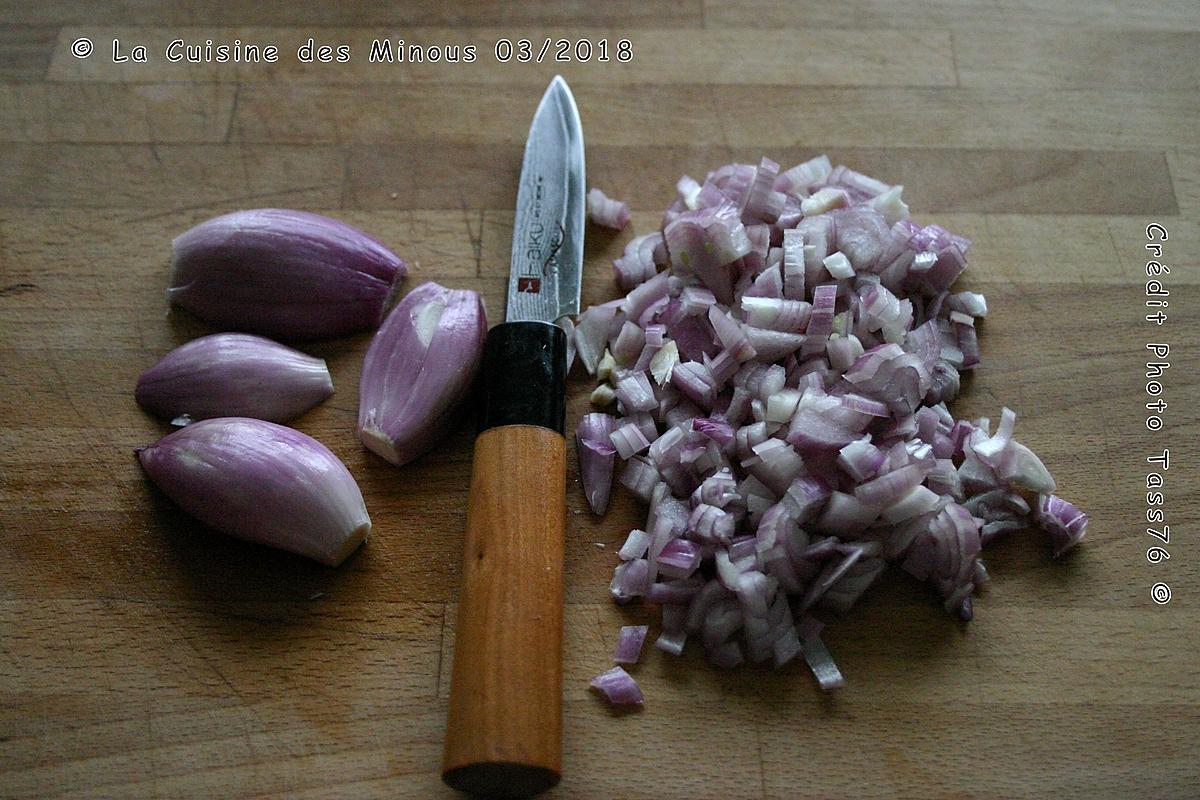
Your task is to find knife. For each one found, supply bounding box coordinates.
[442,75,584,798]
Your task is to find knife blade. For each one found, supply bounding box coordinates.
[442,76,584,799]
[506,75,585,324]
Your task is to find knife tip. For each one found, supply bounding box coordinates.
[549,74,573,98]
[537,75,573,115]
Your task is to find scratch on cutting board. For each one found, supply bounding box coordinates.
[121,184,341,224]
[173,621,269,731]
[459,193,485,277]
[755,726,768,800]
[1105,224,1135,286]
[46,352,107,466]
[225,84,242,144]
[0,282,37,296]
[434,602,448,698]
[709,83,734,157]
[178,629,266,781]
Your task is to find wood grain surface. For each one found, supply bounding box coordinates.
[1,3,1198,798]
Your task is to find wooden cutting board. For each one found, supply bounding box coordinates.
[2,3,1198,798]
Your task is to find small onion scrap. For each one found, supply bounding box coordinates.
[578,413,620,515]
[587,187,632,231]
[576,155,1088,695]
[590,666,645,707]
[614,625,649,665]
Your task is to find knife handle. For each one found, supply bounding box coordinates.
[443,321,567,798]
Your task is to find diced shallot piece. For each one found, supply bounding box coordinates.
[587,187,631,230]
[577,413,620,515]
[1035,494,1089,557]
[590,666,644,706]
[614,625,649,664]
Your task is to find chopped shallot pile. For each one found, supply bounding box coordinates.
[577,155,1088,698]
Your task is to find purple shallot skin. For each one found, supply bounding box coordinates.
[136,418,371,566]
[169,209,407,340]
[135,333,334,423]
[356,282,487,466]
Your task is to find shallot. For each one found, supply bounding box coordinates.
[135,333,333,423]
[136,417,371,566]
[577,154,1088,693]
[357,282,487,466]
[169,209,406,340]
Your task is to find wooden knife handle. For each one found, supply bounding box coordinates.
[443,321,568,798]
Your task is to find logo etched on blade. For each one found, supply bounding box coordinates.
[521,175,546,277]
[517,277,541,293]
[518,174,565,282]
